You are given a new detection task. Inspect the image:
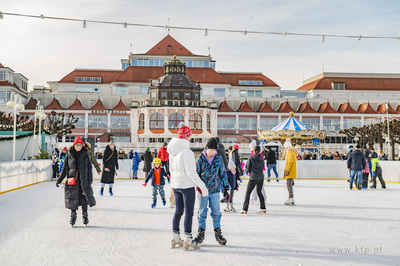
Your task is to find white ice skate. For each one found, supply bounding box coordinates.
[229,203,236,212]
[224,203,230,212]
[171,232,183,248]
[240,210,247,215]
[183,234,200,250]
[284,198,295,205]
[256,209,267,214]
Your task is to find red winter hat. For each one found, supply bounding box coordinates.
[177,122,192,139]
[233,144,239,150]
[63,147,67,150]
[73,136,84,146]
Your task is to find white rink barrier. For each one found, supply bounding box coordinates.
[0,160,52,193]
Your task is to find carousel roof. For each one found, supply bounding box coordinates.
[271,113,310,131]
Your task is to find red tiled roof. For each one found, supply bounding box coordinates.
[337,103,358,113]
[91,99,107,110]
[376,103,399,114]
[396,105,400,113]
[318,102,338,113]
[218,101,234,112]
[277,102,295,113]
[297,77,400,91]
[45,98,64,110]
[25,97,37,110]
[67,98,86,110]
[257,101,275,113]
[297,102,318,113]
[143,35,203,56]
[357,103,379,114]
[59,69,123,83]
[236,101,255,112]
[0,63,4,68]
[114,66,229,84]
[112,99,130,111]
[218,72,279,87]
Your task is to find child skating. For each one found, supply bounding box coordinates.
[143,158,170,208]
[132,151,142,179]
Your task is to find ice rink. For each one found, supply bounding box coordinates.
[0,179,399,265]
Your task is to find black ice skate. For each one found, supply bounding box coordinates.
[82,212,89,226]
[70,211,77,226]
[100,188,104,196]
[109,187,113,196]
[194,227,205,244]
[214,227,227,245]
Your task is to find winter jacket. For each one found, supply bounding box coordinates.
[217,142,228,169]
[101,145,119,184]
[284,147,298,179]
[371,158,382,172]
[364,148,372,163]
[86,143,101,173]
[128,151,134,159]
[132,152,142,170]
[167,137,207,192]
[196,153,229,194]
[362,159,370,173]
[145,167,170,186]
[157,146,169,162]
[245,153,265,180]
[264,149,277,165]
[379,153,388,160]
[232,149,243,177]
[347,149,366,171]
[141,150,153,173]
[57,146,96,210]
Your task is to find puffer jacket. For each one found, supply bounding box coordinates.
[284,147,298,179]
[132,152,142,170]
[157,146,169,162]
[347,149,366,171]
[167,137,207,192]
[245,153,265,180]
[196,152,229,194]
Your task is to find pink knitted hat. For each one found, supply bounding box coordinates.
[177,122,192,139]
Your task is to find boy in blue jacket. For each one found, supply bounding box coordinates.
[132,151,142,179]
[143,158,170,208]
[195,138,230,246]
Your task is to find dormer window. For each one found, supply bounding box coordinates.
[184,92,191,99]
[331,82,345,90]
[173,92,179,99]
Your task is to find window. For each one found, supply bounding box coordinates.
[111,116,130,129]
[217,117,235,129]
[323,118,340,131]
[239,90,262,97]
[343,118,360,129]
[173,92,179,99]
[74,115,85,128]
[113,136,130,143]
[302,117,320,130]
[75,77,101,83]
[122,63,130,70]
[194,93,199,100]
[184,92,191,99]
[0,91,11,104]
[139,87,149,94]
[65,136,76,142]
[331,82,345,90]
[149,112,164,129]
[169,112,185,129]
[259,117,278,130]
[138,113,145,130]
[238,80,263,85]
[239,117,257,130]
[189,113,202,130]
[151,92,157,99]
[161,92,168,99]
[0,72,6,81]
[214,88,225,97]
[220,137,237,144]
[239,90,247,97]
[364,118,381,126]
[88,115,108,128]
[116,86,129,95]
[207,114,211,130]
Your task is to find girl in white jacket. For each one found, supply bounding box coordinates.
[168,122,208,250]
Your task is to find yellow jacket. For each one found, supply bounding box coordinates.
[284,147,298,179]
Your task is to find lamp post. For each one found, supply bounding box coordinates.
[385,103,390,160]
[35,105,46,150]
[6,92,25,161]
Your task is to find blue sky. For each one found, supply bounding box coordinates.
[1,0,399,91]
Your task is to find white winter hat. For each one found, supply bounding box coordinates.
[284,138,292,148]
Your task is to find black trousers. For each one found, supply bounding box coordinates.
[372,168,386,188]
[362,173,369,188]
[52,164,59,179]
[242,179,265,211]
[162,161,170,175]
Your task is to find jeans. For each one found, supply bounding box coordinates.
[152,185,165,202]
[267,164,278,178]
[242,179,266,211]
[173,187,195,234]
[197,192,221,229]
[132,169,138,177]
[350,170,362,184]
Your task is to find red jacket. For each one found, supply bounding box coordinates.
[157,147,169,162]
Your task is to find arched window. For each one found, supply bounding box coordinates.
[138,113,145,130]
[149,112,164,129]
[207,114,211,130]
[168,112,184,129]
[189,113,202,130]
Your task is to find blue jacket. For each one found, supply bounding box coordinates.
[145,167,169,186]
[347,149,366,171]
[196,153,229,194]
[132,152,142,170]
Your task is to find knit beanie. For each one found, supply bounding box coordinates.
[177,122,192,139]
[73,136,84,146]
[233,144,239,150]
[109,140,115,145]
[146,147,150,151]
[205,138,218,150]
[284,138,292,148]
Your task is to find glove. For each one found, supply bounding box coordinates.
[372,171,376,176]
[285,171,289,176]
[56,183,59,187]
[142,182,147,187]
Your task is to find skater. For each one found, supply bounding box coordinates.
[265,146,279,182]
[143,158,170,208]
[370,153,386,189]
[240,145,266,214]
[52,148,59,179]
[56,137,96,226]
[361,158,369,189]
[347,145,366,190]
[100,140,119,196]
[224,147,239,212]
[141,147,153,179]
[132,152,142,179]
[157,142,170,175]
[168,122,208,250]
[59,147,67,173]
[232,144,243,179]
[195,137,230,246]
[283,139,298,205]
[85,141,101,176]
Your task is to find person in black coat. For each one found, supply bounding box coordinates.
[141,147,153,178]
[264,146,279,182]
[347,145,366,190]
[56,137,96,226]
[215,137,228,170]
[100,140,119,196]
[232,144,243,177]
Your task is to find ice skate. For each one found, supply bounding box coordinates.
[109,188,113,196]
[100,188,104,196]
[183,234,200,250]
[276,178,279,182]
[267,178,271,182]
[169,203,175,208]
[171,232,183,248]
[82,212,89,226]
[229,203,236,213]
[70,211,77,226]
[163,200,166,206]
[194,228,205,244]
[224,203,230,212]
[151,201,157,208]
[284,198,295,205]
[214,228,227,245]
[256,209,267,214]
[240,210,247,215]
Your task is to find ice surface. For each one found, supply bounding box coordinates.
[0,179,399,265]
